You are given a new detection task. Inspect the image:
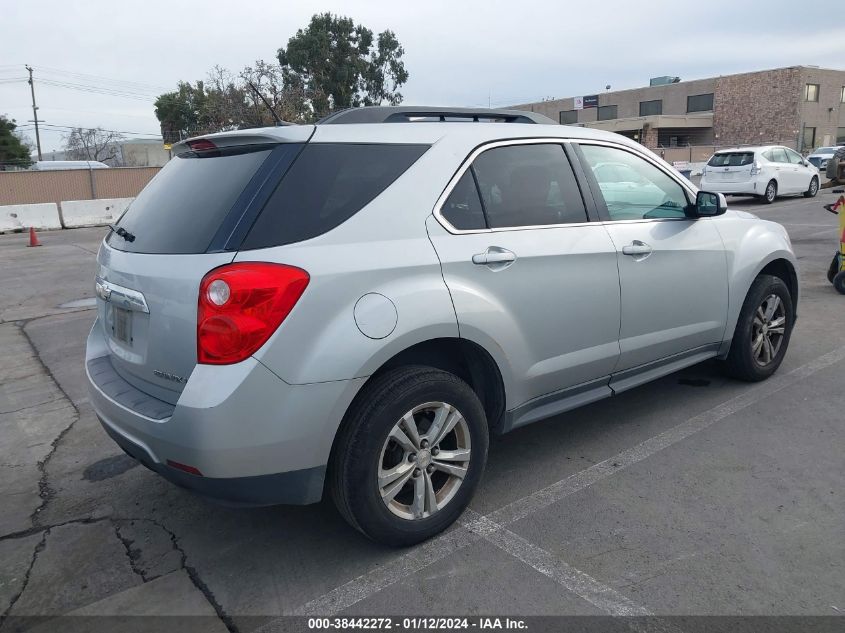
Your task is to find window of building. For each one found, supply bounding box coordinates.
[559,110,578,125]
[686,93,714,113]
[639,100,662,117]
[470,144,588,228]
[597,105,617,121]
[837,127,845,145]
[802,127,816,151]
[579,144,690,221]
[804,84,819,102]
[841,86,845,103]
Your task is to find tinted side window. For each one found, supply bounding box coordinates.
[471,144,587,228]
[580,144,690,221]
[441,171,486,230]
[242,143,428,249]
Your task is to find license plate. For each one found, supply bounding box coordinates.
[113,307,132,345]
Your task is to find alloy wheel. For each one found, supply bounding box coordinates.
[752,294,786,366]
[765,182,776,202]
[377,401,471,520]
[809,178,818,196]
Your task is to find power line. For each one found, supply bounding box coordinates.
[16,122,162,137]
[36,78,158,101]
[34,65,170,93]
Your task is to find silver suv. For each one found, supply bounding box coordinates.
[86,107,798,545]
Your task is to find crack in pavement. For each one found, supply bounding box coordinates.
[0,528,48,626]
[0,516,240,633]
[113,522,147,582]
[3,318,237,633]
[16,321,82,528]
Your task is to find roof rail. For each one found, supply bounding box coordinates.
[317,106,557,125]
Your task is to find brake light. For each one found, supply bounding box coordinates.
[750,161,762,176]
[197,263,309,365]
[187,138,217,152]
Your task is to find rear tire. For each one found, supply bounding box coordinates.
[763,180,777,204]
[804,176,819,198]
[330,366,488,546]
[721,275,794,381]
[834,271,845,295]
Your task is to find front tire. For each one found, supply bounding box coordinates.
[763,180,777,204]
[721,275,794,381]
[804,176,819,198]
[330,366,488,546]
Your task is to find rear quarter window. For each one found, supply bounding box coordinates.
[241,143,429,249]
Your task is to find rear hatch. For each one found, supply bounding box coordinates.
[95,128,311,404]
[705,151,755,182]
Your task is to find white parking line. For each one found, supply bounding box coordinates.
[465,511,654,616]
[266,344,845,623]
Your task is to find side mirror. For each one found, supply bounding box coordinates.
[695,191,727,217]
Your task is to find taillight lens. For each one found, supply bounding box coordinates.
[750,161,762,176]
[197,263,309,365]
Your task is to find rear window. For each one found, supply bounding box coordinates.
[108,146,273,254]
[240,143,428,250]
[708,152,754,167]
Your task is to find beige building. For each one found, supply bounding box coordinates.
[513,66,845,153]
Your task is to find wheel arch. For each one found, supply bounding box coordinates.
[326,336,508,490]
[720,251,799,358]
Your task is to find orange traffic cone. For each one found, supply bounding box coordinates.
[27,226,42,247]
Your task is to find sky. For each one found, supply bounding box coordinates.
[2,0,844,155]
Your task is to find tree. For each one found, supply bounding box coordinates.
[63,127,125,165]
[0,115,33,170]
[152,13,409,138]
[278,13,408,118]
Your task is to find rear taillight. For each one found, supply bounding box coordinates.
[750,161,762,176]
[197,263,309,365]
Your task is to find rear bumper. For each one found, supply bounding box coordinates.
[99,419,325,505]
[700,176,763,196]
[85,319,365,506]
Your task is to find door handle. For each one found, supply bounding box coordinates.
[472,247,516,268]
[622,241,652,256]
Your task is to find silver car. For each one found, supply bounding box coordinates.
[86,107,798,545]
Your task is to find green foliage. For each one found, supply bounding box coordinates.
[153,13,408,140]
[278,12,408,118]
[0,115,33,169]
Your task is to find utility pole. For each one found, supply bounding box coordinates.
[25,65,42,161]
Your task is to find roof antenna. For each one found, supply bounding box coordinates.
[246,80,287,126]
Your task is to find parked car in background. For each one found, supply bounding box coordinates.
[700,146,819,203]
[31,160,110,170]
[86,107,799,545]
[807,146,843,172]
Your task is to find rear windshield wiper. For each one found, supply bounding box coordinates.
[107,224,136,243]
